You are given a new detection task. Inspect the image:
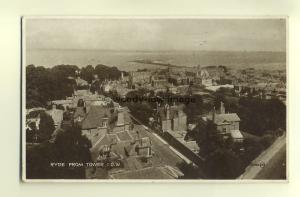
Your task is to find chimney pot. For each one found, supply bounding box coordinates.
[220,101,225,114]
[212,106,216,123]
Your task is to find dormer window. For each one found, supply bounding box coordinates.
[102,121,107,128]
[222,128,227,133]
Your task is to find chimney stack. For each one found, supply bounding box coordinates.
[212,106,216,123]
[165,104,170,120]
[156,102,159,114]
[220,101,225,114]
[116,108,125,126]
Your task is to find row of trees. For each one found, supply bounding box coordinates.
[26,64,123,108]
[26,65,76,108]
[188,88,286,178]
[80,64,123,84]
[123,88,155,124]
[192,119,283,179]
[214,88,286,136]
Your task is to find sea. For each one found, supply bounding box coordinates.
[26,49,286,71]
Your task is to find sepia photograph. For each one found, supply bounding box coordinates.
[22,17,287,181]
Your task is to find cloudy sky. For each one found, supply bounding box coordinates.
[25,18,286,52]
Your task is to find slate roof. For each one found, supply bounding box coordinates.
[90,129,152,162]
[81,106,113,130]
[26,108,46,117]
[230,130,244,139]
[73,107,86,119]
[117,131,132,141]
[122,107,132,124]
[208,113,240,125]
[46,109,64,126]
[26,110,44,119]
[167,130,200,153]
[81,105,132,130]
[52,99,73,105]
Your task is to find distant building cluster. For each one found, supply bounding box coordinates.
[231,68,286,102]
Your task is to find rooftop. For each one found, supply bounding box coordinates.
[208,113,240,125]
[88,124,186,179]
[230,130,244,139]
[46,108,64,126]
[73,107,86,119]
[167,130,200,154]
[81,106,114,130]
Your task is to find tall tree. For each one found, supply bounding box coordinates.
[205,149,244,179]
[26,124,92,179]
[39,112,55,141]
[80,65,95,83]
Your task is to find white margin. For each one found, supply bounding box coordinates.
[21,15,289,183]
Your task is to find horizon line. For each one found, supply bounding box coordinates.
[26,48,286,53]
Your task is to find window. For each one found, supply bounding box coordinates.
[222,128,227,133]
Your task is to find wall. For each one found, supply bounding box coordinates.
[178,114,187,131]
[162,120,171,131]
[82,128,107,145]
[216,121,239,134]
[164,131,205,168]
[172,117,179,131]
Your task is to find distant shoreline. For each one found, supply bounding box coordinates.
[25,49,286,71]
[26,48,286,54]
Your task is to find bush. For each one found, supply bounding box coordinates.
[38,112,55,142]
[260,134,275,149]
[205,149,244,179]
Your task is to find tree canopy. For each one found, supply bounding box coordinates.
[26,65,77,108]
[26,64,123,108]
[26,124,92,179]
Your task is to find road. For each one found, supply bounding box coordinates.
[132,124,188,167]
[130,115,207,178]
[239,134,286,180]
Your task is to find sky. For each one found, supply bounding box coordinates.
[25,18,286,52]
